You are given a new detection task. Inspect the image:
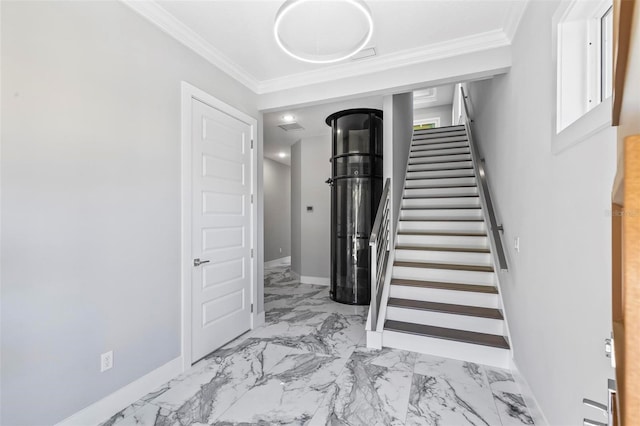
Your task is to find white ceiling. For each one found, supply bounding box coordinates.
[414,84,455,109]
[264,83,456,166]
[263,95,384,165]
[129,1,526,93]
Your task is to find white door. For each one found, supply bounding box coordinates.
[191,98,253,363]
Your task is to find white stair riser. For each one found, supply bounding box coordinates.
[411,147,470,157]
[386,307,504,335]
[398,221,486,233]
[382,330,510,369]
[402,197,480,209]
[393,266,495,286]
[394,249,492,267]
[405,177,477,188]
[414,129,465,138]
[404,186,478,198]
[390,285,499,308]
[400,209,484,221]
[407,161,474,172]
[406,169,475,179]
[412,141,469,151]
[413,136,468,145]
[397,234,489,249]
[409,154,471,164]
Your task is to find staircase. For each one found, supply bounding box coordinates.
[381,124,511,368]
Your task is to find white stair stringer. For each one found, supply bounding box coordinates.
[380,124,511,369]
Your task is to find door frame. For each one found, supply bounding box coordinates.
[180,82,258,371]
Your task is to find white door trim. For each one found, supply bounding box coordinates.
[180,82,258,372]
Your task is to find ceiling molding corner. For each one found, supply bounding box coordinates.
[256,29,511,94]
[503,0,530,42]
[120,0,260,93]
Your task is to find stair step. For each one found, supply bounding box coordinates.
[407,161,474,172]
[402,197,481,209]
[390,282,499,308]
[394,247,492,267]
[409,154,472,165]
[391,278,497,293]
[411,141,469,152]
[394,261,493,273]
[384,320,510,349]
[404,187,478,198]
[405,177,477,188]
[388,298,503,319]
[410,148,470,158]
[413,125,465,136]
[398,220,486,234]
[406,168,474,178]
[396,233,489,251]
[400,208,483,221]
[413,136,468,145]
[395,245,488,252]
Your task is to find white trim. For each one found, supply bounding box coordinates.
[121,0,259,92]
[255,311,266,328]
[120,1,516,96]
[503,0,530,42]
[299,275,330,286]
[257,30,511,94]
[553,97,612,154]
[180,82,259,371]
[55,357,183,426]
[264,256,291,268]
[508,360,550,426]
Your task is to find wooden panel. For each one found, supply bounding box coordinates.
[620,135,640,425]
[612,0,636,125]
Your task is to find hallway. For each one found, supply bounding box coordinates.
[103,262,534,425]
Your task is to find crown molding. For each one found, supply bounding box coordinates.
[503,0,530,42]
[256,29,511,94]
[120,0,260,92]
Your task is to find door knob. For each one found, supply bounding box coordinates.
[193,258,210,267]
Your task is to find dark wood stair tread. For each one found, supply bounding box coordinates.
[406,173,475,180]
[391,278,498,293]
[398,218,483,222]
[403,194,478,199]
[412,145,470,152]
[395,244,489,252]
[410,151,471,158]
[397,230,486,236]
[401,206,481,210]
[404,184,477,190]
[409,158,471,165]
[384,320,510,349]
[388,298,503,319]
[394,261,493,272]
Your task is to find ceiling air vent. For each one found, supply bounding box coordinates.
[278,123,305,132]
[351,47,376,61]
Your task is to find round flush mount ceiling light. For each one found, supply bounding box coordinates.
[274,0,373,64]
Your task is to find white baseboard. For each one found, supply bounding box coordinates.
[56,356,183,426]
[264,256,291,268]
[509,359,549,426]
[254,311,266,328]
[300,275,330,286]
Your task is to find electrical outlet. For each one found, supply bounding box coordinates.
[101,350,113,372]
[514,237,520,253]
[279,248,282,253]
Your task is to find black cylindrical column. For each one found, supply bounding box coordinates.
[325,109,383,305]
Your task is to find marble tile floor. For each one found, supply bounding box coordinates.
[103,262,534,426]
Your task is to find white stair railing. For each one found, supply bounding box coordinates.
[369,178,391,331]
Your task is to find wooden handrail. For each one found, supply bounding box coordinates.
[612,0,636,125]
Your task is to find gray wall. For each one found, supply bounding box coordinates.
[290,142,302,275]
[264,158,291,262]
[300,135,332,279]
[414,104,453,127]
[384,93,414,237]
[1,2,260,425]
[290,136,332,280]
[467,2,616,423]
